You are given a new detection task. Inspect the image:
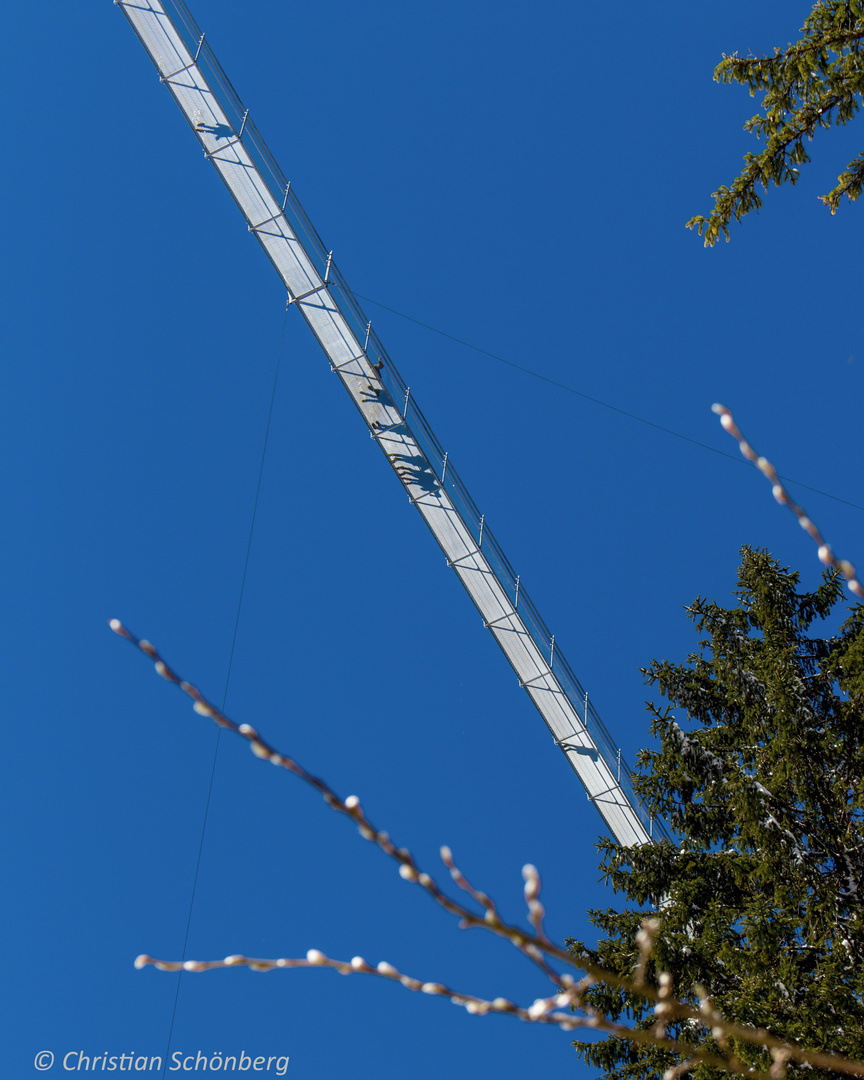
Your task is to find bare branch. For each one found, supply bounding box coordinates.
[107,619,588,978]
[134,947,581,1025]
[111,620,864,1079]
[711,404,864,600]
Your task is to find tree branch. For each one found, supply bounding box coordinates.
[111,620,864,1078]
[711,404,864,599]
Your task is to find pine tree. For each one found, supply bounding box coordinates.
[571,547,864,1080]
[687,1,864,245]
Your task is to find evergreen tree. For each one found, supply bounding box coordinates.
[571,548,864,1079]
[687,1,864,245]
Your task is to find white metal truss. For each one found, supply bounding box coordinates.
[116,0,659,848]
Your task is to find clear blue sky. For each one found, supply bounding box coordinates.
[4,2,862,1077]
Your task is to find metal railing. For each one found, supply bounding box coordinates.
[153,0,669,843]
